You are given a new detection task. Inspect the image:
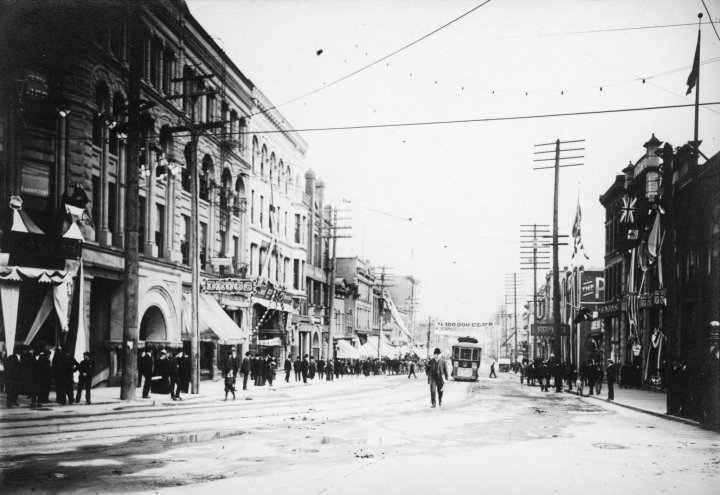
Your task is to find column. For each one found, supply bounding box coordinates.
[98,126,111,245]
[114,141,125,248]
[144,138,158,257]
[164,172,177,261]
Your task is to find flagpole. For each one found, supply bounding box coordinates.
[694,13,702,168]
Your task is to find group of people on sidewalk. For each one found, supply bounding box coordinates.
[518,356,618,401]
[3,345,95,408]
[137,348,191,401]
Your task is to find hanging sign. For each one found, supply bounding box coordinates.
[201,277,254,295]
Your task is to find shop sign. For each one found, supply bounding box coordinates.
[201,277,254,295]
[23,71,48,99]
[580,272,605,303]
[1,231,81,269]
[598,301,621,317]
[531,323,569,337]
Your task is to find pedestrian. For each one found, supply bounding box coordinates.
[223,348,240,379]
[266,356,276,386]
[284,355,292,382]
[318,358,325,380]
[154,349,171,396]
[427,348,449,408]
[20,346,39,407]
[75,352,95,405]
[37,350,52,404]
[308,355,317,380]
[138,348,154,399]
[606,359,617,401]
[224,372,236,400]
[171,350,184,400]
[587,359,597,396]
[301,354,309,383]
[241,351,252,390]
[595,361,604,395]
[4,347,22,407]
[578,361,588,396]
[54,348,77,405]
[408,359,417,379]
[489,361,497,378]
[177,350,191,393]
[294,356,302,382]
[326,359,334,381]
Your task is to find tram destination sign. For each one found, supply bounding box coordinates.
[201,277,254,295]
[531,323,569,337]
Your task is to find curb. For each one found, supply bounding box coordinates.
[564,390,701,427]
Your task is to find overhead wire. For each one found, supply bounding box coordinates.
[701,0,720,43]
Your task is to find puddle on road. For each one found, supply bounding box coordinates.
[131,430,247,444]
[593,443,627,449]
[58,459,123,467]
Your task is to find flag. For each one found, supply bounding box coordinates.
[686,34,700,95]
[571,199,589,261]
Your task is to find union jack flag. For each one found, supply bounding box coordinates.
[620,195,636,223]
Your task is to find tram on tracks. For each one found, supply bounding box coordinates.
[450,336,482,381]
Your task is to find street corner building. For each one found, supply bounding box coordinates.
[0,0,334,385]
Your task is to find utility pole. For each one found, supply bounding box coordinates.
[320,207,351,362]
[166,74,224,393]
[533,139,584,360]
[120,8,142,400]
[521,223,550,360]
[375,266,393,361]
[505,273,523,366]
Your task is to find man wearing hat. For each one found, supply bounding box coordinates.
[76,352,95,404]
[606,359,617,401]
[427,348,449,408]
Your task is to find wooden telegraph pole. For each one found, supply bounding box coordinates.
[533,139,584,360]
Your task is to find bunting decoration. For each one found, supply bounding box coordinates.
[571,198,589,262]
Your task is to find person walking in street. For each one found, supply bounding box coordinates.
[587,359,597,396]
[317,358,325,380]
[169,350,182,401]
[223,348,240,380]
[138,348,154,399]
[595,361,604,395]
[55,348,77,405]
[224,371,236,400]
[75,352,95,405]
[301,354,309,383]
[606,359,617,401]
[489,361,497,378]
[284,355,292,383]
[294,356,302,382]
[241,352,252,390]
[266,356,276,386]
[177,350,191,393]
[4,347,22,407]
[408,359,417,379]
[154,349,171,397]
[37,350,52,405]
[326,359,334,381]
[427,348,449,408]
[308,356,317,380]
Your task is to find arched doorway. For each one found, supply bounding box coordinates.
[139,306,167,343]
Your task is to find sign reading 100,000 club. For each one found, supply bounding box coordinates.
[201,278,254,295]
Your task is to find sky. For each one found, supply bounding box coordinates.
[186,0,720,323]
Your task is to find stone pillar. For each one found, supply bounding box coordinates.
[98,126,111,246]
[144,143,158,257]
[164,173,176,261]
[114,141,125,248]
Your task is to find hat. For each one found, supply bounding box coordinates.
[434,348,441,355]
[607,359,613,363]
[160,349,168,355]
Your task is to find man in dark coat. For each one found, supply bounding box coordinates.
[169,351,182,400]
[56,349,78,405]
[223,348,240,379]
[153,349,171,396]
[284,355,292,382]
[587,359,597,396]
[177,351,191,393]
[317,358,325,380]
[301,354,309,383]
[138,348,154,398]
[293,356,302,381]
[308,356,317,380]
[326,359,334,381]
[37,350,53,404]
[427,348,449,408]
[75,352,95,404]
[19,346,38,406]
[606,359,617,401]
[4,347,22,407]
[241,352,252,390]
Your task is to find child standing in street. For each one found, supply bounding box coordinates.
[224,373,236,400]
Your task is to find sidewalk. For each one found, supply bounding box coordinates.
[0,373,344,420]
[565,384,700,427]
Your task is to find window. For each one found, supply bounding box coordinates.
[92,175,101,238]
[293,259,300,289]
[155,204,165,256]
[200,222,207,270]
[162,49,175,95]
[181,214,190,265]
[233,236,239,266]
[250,190,255,223]
[108,182,117,233]
[250,243,258,276]
[139,196,146,249]
[219,229,226,257]
[294,214,301,243]
[284,212,288,238]
[260,195,264,228]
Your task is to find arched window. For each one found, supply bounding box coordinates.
[220,167,232,209]
[260,145,267,177]
[93,81,110,147]
[200,155,214,202]
[182,142,192,191]
[110,92,125,155]
[286,166,291,194]
[278,159,283,189]
[251,136,258,172]
[269,152,275,184]
[234,176,246,217]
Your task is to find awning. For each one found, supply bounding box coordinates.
[183,293,246,344]
[335,340,359,359]
[252,295,294,313]
[258,337,282,346]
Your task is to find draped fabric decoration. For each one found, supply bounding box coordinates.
[0,196,84,353]
[74,260,87,364]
